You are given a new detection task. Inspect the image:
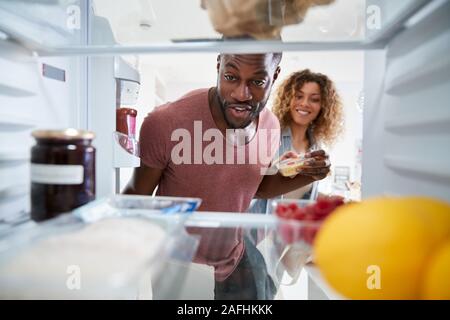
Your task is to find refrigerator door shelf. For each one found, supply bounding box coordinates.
[113,131,140,168]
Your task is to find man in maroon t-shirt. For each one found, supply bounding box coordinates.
[123,51,331,299]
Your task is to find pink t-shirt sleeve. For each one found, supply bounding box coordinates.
[139,110,170,169]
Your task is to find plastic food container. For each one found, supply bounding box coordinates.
[267,199,322,285]
[277,156,308,177]
[0,195,201,299]
[72,194,202,223]
[268,198,325,246]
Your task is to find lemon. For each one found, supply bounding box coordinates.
[400,197,450,246]
[314,197,450,300]
[421,241,450,300]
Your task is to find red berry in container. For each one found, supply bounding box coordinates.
[279,223,295,244]
[276,204,288,216]
[275,197,346,245]
[292,207,306,220]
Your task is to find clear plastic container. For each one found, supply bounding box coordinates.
[0,195,201,299]
[277,156,308,177]
[72,194,202,223]
[113,131,139,157]
[267,198,322,285]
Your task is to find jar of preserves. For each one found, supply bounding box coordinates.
[30,129,96,222]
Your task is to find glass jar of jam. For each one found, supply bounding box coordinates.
[30,129,96,222]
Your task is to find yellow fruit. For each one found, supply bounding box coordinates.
[400,197,450,246]
[422,241,450,300]
[314,197,450,300]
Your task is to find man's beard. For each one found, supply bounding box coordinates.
[216,91,265,129]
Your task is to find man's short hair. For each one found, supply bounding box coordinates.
[271,52,282,66]
[220,35,283,66]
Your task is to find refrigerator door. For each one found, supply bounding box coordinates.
[363,0,450,202]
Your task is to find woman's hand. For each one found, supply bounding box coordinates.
[275,150,331,181]
[300,149,331,181]
[257,150,331,199]
[279,151,300,162]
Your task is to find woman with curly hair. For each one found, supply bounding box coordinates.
[249,69,344,212]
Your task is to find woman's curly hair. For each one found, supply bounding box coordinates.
[272,69,344,147]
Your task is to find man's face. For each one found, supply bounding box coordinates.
[216,54,280,129]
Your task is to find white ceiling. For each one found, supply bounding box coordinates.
[139,50,364,87]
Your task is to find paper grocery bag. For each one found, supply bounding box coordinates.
[201,0,335,39]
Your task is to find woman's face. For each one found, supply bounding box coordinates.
[289,81,322,127]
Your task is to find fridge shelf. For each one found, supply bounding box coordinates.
[0,82,36,97]
[0,184,28,202]
[0,151,29,165]
[0,0,434,56]
[0,196,202,299]
[303,263,345,300]
[384,155,450,183]
[0,116,35,131]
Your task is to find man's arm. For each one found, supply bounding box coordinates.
[255,173,315,199]
[122,164,163,195]
[255,150,330,199]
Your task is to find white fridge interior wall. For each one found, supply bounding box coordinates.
[0,41,87,220]
[117,51,364,197]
